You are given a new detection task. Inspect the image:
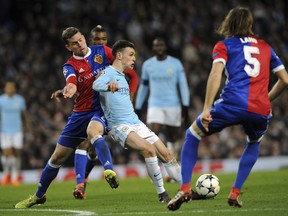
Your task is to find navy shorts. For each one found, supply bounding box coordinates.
[58,110,107,149]
[196,101,271,142]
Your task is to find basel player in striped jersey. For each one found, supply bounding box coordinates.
[15,27,118,208]
[168,7,288,211]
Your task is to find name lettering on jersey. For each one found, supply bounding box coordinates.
[94,54,103,64]
[78,73,94,82]
[93,66,108,76]
[240,37,258,44]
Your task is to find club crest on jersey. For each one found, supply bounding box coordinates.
[94,54,103,64]
[121,126,128,132]
[166,68,173,75]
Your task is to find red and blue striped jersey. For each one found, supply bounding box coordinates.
[212,36,284,116]
[63,45,113,112]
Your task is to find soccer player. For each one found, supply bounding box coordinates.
[93,40,182,203]
[167,7,288,211]
[135,38,190,160]
[0,81,29,186]
[79,25,138,191]
[51,25,139,198]
[15,27,118,208]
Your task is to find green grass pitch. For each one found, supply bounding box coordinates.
[0,169,287,216]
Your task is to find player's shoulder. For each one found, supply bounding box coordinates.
[143,56,155,64]
[167,55,181,63]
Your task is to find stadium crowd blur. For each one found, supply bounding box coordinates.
[0,0,287,170]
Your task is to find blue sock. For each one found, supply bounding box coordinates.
[181,128,200,184]
[36,161,60,198]
[234,141,260,189]
[92,136,113,170]
[74,149,87,185]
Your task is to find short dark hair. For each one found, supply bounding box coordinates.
[62,27,80,44]
[90,25,106,35]
[112,40,135,57]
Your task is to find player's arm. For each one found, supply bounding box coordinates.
[268,68,288,102]
[103,45,115,65]
[21,109,31,133]
[178,65,190,120]
[62,64,77,98]
[93,71,119,93]
[202,62,225,131]
[51,89,64,102]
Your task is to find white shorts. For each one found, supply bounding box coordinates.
[147,107,181,127]
[0,132,23,149]
[109,121,159,147]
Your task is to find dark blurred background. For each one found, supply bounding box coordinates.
[0,0,287,170]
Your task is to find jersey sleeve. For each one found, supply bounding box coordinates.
[212,41,227,65]
[103,45,115,65]
[63,64,77,86]
[177,61,190,106]
[270,47,285,73]
[93,70,111,92]
[124,69,139,93]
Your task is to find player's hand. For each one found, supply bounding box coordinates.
[201,109,212,132]
[63,83,77,98]
[108,82,119,93]
[51,89,64,102]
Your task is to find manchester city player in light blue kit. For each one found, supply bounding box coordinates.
[93,40,182,203]
[0,81,29,186]
[135,38,190,159]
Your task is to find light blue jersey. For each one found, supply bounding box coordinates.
[0,94,26,133]
[135,55,190,109]
[93,66,140,127]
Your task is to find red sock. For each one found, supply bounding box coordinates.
[180,183,191,193]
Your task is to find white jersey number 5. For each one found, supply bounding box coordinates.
[244,46,260,77]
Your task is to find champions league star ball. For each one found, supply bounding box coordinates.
[195,173,220,198]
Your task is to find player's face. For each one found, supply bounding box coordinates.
[121,47,136,69]
[4,82,16,97]
[90,32,108,46]
[66,32,88,57]
[153,39,167,58]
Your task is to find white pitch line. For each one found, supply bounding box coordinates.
[99,207,288,215]
[1,209,96,216]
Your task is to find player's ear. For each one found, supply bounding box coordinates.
[116,51,122,60]
[65,44,72,52]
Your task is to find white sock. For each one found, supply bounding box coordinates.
[162,158,182,185]
[11,156,20,182]
[145,156,165,194]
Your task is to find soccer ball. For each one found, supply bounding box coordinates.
[195,173,220,198]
